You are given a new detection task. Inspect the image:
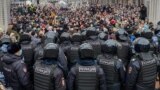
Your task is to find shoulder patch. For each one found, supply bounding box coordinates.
[131,58,136,62]
[128,67,132,74]
[118,59,122,62]
[23,67,27,73]
[79,66,96,72]
[61,77,65,87]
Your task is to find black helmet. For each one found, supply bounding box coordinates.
[141,29,153,39]
[43,43,59,59]
[86,27,99,39]
[101,39,118,54]
[86,30,99,37]
[115,29,128,41]
[155,28,160,35]
[20,34,31,43]
[60,32,70,43]
[98,32,108,40]
[71,33,82,43]
[7,43,21,54]
[134,37,150,53]
[79,43,94,59]
[1,35,11,44]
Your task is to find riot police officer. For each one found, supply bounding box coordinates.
[115,29,131,66]
[20,34,34,83]
[59,32,71,51]
[50,33,69,76]
[34,36,68,77]
[34,43,66,90]
[1,43,33,90]
[83,29,101,58]
[34,36,54,61]
[125,37,159,90]
[139,29,155,53]
[0,35,11,85]
[97,39,125,90]
[0,35,11,57]
[67,43,106,90]
[152,27,160,54]
[34,40,45,61]
[65,33,82,70]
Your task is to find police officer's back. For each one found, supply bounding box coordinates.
[34,42,44,61]
[59,32,71,51]
[57,32,71,72]
[83,29,101,58]
[34,43,66,90]
[97,39,125,90]
[115,29,131,66]
[141,29,153,41]
[65,33,82,70]
[67,43,106,90]
[0,36,11,85]
[34,37,68,77]
[34,37,54,61]
[1,43,33,90]
[126,37,158,90]
[0,35,11,57]
[20,34,34,82]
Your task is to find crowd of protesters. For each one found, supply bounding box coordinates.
[4,3,149,43]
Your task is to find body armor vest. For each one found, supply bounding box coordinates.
[98,55,120,89]
[117,42,130,64]
[76,64,98,90]
[2,61,21,89]
[21,44,34,66]
[66,45,79,64]
[136,56,157,90]
[34,45,44,60]
[34,61,57,90]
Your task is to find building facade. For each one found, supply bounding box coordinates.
[0,0,11,32]
[148,0,160,26]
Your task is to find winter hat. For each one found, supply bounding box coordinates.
[7,43,21,54]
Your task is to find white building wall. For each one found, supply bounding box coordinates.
[0,0,10,32]
[0,0,4,30]
[148,0,160,26]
